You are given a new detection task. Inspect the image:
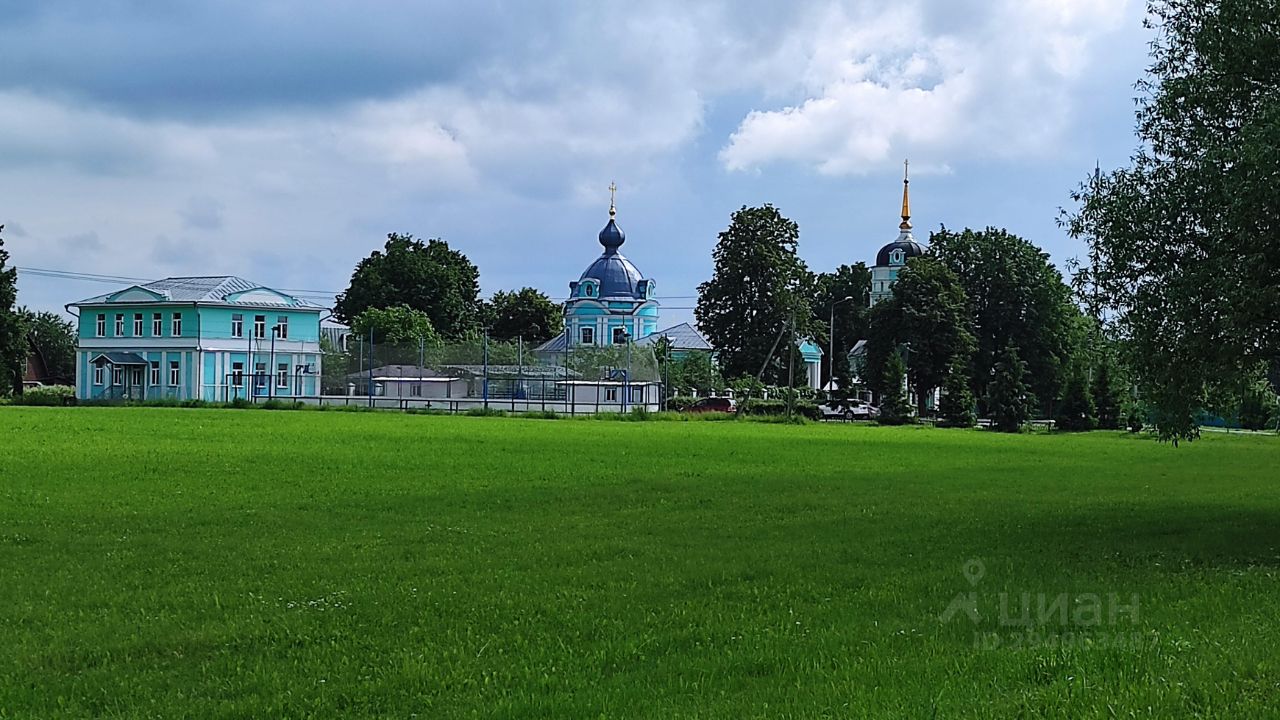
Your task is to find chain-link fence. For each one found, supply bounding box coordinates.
[314,337,664,414]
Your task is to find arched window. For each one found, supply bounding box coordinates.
[890,249,905,265]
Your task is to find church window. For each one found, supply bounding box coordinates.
[613,327,628,344]
[605,387,618,401]
[581,327,595,345]
[890,249,905,264]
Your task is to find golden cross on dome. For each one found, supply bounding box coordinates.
[609,181,618,218]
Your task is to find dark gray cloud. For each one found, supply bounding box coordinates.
[0,0,524,118]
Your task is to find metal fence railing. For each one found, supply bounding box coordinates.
[311,336,664,414]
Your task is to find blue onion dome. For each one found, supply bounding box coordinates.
[579,197,647,300]
[598,216,626,253]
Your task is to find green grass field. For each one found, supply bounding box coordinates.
[2,408,1278,718]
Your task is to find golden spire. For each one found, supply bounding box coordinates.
[899,159,912,231]
[609,181,618,219]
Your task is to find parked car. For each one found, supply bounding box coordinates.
[687,397,737,414]
[817,400,880,420]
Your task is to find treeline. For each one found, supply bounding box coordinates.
[332,233,563,347]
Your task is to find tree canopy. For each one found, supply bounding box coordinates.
[335,234,481,339]
[810,263,871,392]
[1067,0,1280,441]
[885,256,975,414]
[483,288,561,344]
[928,227,1078,416]
[22,310,76,386]
[696,205,813,383]
[350,305,440,346]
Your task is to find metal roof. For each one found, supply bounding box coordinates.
[73,276,322,308]
[635,323,714,351]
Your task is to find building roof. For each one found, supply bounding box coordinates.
[89,351,149,365]
[443,364,578,379]
[634,323,714,351]
[72,276,322,309]
[578,253,647,300]
[875,232,926,267]
[573,204,651,301]
[534,332,569,354]
[346,364,449,380]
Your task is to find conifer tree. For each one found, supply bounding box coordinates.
[938,357,976,428]
[986,342,1031,433]
[1055,368,1097,432]
[1092,355,1122,430]
[0,226,29,395]
[877,349,911,425]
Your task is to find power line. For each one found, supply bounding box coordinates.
[16,265,705,307]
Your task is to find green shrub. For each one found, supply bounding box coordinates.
[466,406,507,417]
[14,385,76,406]
[229,397,254,410]
[522,410,562,420]
[260,399,304,411]
[666,396,697,412]
[739,398,820,421]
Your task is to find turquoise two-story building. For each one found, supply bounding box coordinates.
[69,276,324,402]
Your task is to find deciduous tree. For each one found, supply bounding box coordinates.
[1066,0,1280,442]
[890,257,975,415]
[696,205,813,383]
[335,234,481,339]
[483,288,560,344]
[21,310,76,385]
[928,227,1076,417]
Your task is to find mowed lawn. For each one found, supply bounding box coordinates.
[2,408,1279,718]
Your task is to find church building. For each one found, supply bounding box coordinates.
[869,162,925,306]
[536,187,712,357]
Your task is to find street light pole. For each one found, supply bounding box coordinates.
[829,296,854,398]
[269,324,279,400]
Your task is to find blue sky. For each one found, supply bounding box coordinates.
[1,0,1151,326]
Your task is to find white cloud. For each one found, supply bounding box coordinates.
[719,0,1132,175]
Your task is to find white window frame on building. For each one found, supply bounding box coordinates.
[604,387,618,401]
[152,313,163,336]
[112,366,123,386]
[169,360,181,386]
[231,362,245,388]
[276,316,288,339]
[114,313,124,336]
[276,362,289,389]
[254,362,268,390]
[95,314,106,337]
[93,365,105,386]
[149,361,160,386]
[171,313,183,336]
[231,313,244,338]
[581,327,595,345]
[612,327,627,345]
[254,315,266,339]
[133,313,144,336]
